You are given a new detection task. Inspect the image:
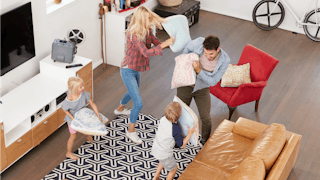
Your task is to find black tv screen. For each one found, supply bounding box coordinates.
[1,2,35,76]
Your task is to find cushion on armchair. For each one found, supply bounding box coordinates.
[245,123,286,172]
[228,156,266,180]
[221,63,251,87]
[71,108,108,136]
[172,53,199,89]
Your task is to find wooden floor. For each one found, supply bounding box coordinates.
[2,10,320,180]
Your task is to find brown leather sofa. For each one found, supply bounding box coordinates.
[178,117,302,180]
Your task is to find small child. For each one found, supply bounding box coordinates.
[61,77,107,160]
[151,102,195,180]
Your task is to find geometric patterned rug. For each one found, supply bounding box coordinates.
[42,113,201,180]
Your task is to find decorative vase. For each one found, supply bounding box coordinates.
[54,0,62,4]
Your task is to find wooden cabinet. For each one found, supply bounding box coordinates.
[1,123,7,172]
[6,131,33,165]
[77,62,93,100]
[32,112,58,147]
[0,55,92,173]
[57,108,66,128]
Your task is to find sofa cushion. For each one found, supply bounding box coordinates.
[178,161,230,180]
[233,117,269,140]
[228,156,266,180]
[193,120,253,174]
[246,123,286,172]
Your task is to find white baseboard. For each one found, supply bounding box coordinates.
[200,7,305,35]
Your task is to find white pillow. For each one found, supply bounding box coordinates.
[173,96,199,146]
[71,108,108,136]
[172,53,199,89]
[161,15,191,53]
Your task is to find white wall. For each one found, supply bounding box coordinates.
[199,0,320,35]
[0,0,103,96]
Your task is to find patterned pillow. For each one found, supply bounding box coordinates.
[172,53,199,89]
[173,96,199,147]
[71,108,108,136]
[221,63,252,87]
[161,15,191,53]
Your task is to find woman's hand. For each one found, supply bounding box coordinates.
[161,37,175,49]
[167,36,175,46]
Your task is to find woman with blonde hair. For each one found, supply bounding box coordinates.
[114,6,175,144]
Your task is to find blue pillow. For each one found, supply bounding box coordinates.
[162,15,191,53]
[173,96,199,146]
[71,108,108,136]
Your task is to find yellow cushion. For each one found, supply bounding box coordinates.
[228,156,266,180]
[221,63,251,87]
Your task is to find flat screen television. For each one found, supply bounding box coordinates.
[1,2,36,76]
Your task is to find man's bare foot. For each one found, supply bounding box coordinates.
[66,152,79,160]
[152,177,160,180]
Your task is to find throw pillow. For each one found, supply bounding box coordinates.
[161,15,191,53]
[173,95,199,146]
[228,156,266,180]
[71,108,108,136]
[221,63,252,87]
[172,53,199,89]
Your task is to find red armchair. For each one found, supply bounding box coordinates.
[210,44,279,119]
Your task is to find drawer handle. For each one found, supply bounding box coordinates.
[18,139,22,143]
[44,121,48,124]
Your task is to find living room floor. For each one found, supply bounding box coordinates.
[2,10,320,180]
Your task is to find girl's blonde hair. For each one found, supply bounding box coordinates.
[164,102,182,123]
[68,76,84,94]
[126,6,165,41]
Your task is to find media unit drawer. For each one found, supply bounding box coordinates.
[57,108,66,127]
[7,131,33,165]
[32,112,58,147]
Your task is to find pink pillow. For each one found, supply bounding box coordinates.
[172,53,199,89]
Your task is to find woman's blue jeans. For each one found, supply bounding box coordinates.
[120,68,142,124]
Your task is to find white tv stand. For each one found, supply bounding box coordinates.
[0,55,93,172]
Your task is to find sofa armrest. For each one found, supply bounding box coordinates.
[232,117,269,140]
[266,133,302,180]
[233,117,295,141]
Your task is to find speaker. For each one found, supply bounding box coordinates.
[31,104,50,124]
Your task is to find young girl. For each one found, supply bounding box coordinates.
[61,77,107,160]
[114,6,175,144]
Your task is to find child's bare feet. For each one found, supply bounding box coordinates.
[66,152,79,160]
[85,135,93,143]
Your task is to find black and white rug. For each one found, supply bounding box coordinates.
[42,113,201,180]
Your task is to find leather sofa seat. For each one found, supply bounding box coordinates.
[193,120,253,175]
[178,117,302,180]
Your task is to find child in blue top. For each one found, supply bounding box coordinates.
[151,102,195,180]
[61,76,107,160]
